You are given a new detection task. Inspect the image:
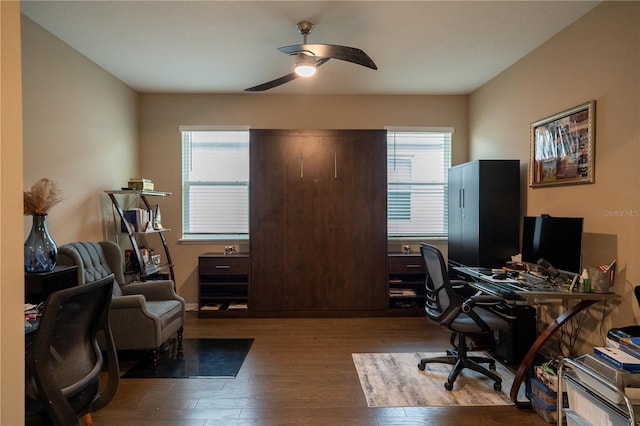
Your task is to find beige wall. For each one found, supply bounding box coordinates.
[1,2,25,424]
[139,94,468,304]
[21,16,138,245]
[6,16,138,421]
[470,2,640,352]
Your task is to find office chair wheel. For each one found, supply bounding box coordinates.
[417,362,425,371]
[444,381,454,391]
[494,382,502,391]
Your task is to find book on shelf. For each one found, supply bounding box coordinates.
[228,302,248,311]
[389,288,417,297]
[201,303,223,311]
[120,208,154,233]
[128,178,154,191]
[594,346,640,373]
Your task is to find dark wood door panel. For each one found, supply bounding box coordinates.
[249,132,287,311]
[250,129,387,314]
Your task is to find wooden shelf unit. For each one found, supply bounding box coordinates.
[198,253,249,318]
[387,253,426,316]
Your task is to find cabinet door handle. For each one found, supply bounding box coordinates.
[334,152,338,179]
[461,188,465,209]
[406,264,422,268]
[215,265,231,269]
[300,153,304,179]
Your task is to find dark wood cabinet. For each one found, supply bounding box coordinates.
[198,254,249,317]
[448,160,520,271]
[387,254,426,316]
[24,265,78,304]
[250,130,387,316]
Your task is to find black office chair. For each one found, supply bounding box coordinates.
[25,274,119,425]
[417,243,509,391]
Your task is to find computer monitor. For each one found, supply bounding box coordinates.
[521,215,584,275]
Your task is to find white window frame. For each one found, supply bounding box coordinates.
[386,127,453,240]
[180,126,250,241]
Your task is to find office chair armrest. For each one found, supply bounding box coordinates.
[460,294,503,312]
[468,294,504,304]
[91,314,119,412]
[451,280,477,299]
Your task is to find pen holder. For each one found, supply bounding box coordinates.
[588,267,611,293]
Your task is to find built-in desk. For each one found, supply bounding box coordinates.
[455,266,618,408]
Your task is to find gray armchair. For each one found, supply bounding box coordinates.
[57,241,184,362]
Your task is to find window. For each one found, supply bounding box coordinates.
[387,128,453,238]
[180,127,249,239]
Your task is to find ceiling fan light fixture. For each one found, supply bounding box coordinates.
[294,53,316,77]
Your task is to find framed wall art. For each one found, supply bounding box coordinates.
[529,100,595,187]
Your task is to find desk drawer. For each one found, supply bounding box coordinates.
[387,254,425,274]
[199,255,249,275]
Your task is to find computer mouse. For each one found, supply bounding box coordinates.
[492,273,507,280]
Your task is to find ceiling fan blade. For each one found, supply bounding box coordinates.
[278,44,377,70]
[244,72,299,92]
[244,58,330,92]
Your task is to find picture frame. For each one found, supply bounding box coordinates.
[529,100,595,187]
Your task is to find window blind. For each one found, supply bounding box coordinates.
[386,129,453,238]
[180,128,250,238]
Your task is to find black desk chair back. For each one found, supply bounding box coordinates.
[25,273,119,425]
[417,243,509,391]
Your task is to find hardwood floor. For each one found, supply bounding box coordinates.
[92,314,549,425]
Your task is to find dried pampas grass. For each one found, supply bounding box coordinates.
[24,178,63,215]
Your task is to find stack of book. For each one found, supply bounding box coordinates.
[127,178,154,191]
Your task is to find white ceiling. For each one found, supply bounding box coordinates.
[20,1,600,95]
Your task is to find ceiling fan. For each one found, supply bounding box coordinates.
[244,20,378,92]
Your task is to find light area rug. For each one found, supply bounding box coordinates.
[353,352,524,407]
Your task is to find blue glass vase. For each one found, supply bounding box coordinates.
[24,214,58,273]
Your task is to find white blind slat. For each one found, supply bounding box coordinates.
[181,130,250,236]
[387,130,452,238]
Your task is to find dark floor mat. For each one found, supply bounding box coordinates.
[121,338,253,379]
